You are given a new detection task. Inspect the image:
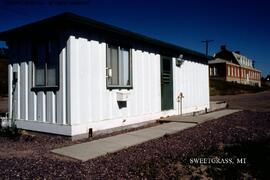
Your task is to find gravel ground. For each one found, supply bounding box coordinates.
[0,110,269,179]
[211,90,270,112]
[0,96,8,113]
[0,91,269,179]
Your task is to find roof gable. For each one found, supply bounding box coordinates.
[232,52,253,68]
[214,49,240,65]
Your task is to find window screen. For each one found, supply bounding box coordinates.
[107,45,132,88]
[34,38,59,87]
[120,48,130,86]
[35,43,46,86]
[47,40,58,86]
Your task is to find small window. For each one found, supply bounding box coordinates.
[33,38,59,89]
[106,44,132,89]
[213,67,217,76]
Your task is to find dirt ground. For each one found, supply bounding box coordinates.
[0,91,269,179]
[211,90,270,112]
[0,96,8,113]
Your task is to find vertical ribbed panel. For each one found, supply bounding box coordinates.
[9,36,209,132]
[173,59,209,112]
[13,63,20,120]
[9,38,67,124]
[28,62,37,121]
[56,45,67,125]
[46,91,55,123]
[37,91,46,122]
[69,38,164,125]
[67,36,79,125]
[20,62,28,119]
[8,64,13,119]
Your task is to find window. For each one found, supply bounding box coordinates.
[210,67,215,76]
[211,67,214,76]
[213,67,217,76]
[106,44,132,88]
[33,38,59,89]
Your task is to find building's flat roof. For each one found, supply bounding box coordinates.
[0,12,208,60]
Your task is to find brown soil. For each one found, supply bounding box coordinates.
[211,90,270,112]
[0,96,8,113]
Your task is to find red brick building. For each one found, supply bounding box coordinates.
[209,45,261,87]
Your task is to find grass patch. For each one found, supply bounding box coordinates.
[210,79,267,96]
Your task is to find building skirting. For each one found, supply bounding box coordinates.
[15,105,209,138]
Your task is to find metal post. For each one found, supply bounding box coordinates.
[180,98,182,116]
[202,40,214,59]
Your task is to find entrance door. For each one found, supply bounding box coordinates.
[160,56,173,110]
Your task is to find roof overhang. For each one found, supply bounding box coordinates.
[0,12,209,60]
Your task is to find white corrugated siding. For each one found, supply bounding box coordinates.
[67,36,161,128]
[9,35,209,136]
[9,39,68,126]
[67,36,209,133]
[173,58,209,113]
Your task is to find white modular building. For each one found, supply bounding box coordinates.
[0,13,209,138]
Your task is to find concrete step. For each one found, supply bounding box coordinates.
[159,109,241,124]
[210,101,228,112]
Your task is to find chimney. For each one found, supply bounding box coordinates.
[252,60,255,68]
[235,51,240,54]
[220,45,226,51]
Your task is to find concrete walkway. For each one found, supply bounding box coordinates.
[160,109,241,124]
[51,109,240,162]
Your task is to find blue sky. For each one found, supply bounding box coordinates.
[0,0,269,76]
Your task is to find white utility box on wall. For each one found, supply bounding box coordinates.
[116,92,129,101]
